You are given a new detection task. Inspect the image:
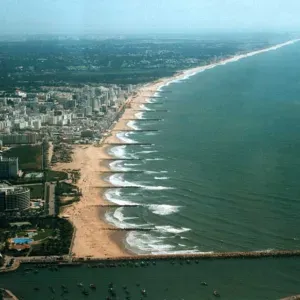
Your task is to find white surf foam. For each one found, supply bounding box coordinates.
[113,207,138,222]
[145,170,167,174]
[127,120,140,130]
[155,225,191,234]
[105,210,140,229]
[123,163,140,166]
[109,145,137,159]
[143,186,174,190]
[138,150,158,154]
[135,112,144,119]
[155,39,300,91]
[140,104,151,110]
[109,145,127,158]
[126,231,202,255]
[146,98,156,104]
[154,176,168,180]
[116,132,137,144]
[145,158,165,161]
[105,189,139,206]
[109,173,174,190]
[145,132,158,136]
[126,232,175,253]
[109,160,130,172]
[148,204,181,216]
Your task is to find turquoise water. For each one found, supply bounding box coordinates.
[13,238,33,244]
[106,41,300,255]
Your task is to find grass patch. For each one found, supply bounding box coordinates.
[32,229,54,241]
[56,182,78,195]
[27,184,44,199]
[3,145,42,170]
[46,170,68,182]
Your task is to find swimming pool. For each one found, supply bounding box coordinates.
[13,238,33,244]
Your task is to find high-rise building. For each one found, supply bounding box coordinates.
[0,185,30,212]
[0,133,38,145]
[0,157,19,179]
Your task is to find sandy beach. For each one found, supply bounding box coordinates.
[53,80,171,258]
[53,68,192,258]
[52,39,300,258]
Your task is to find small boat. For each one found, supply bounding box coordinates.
[109,288,116,296]
[89,283,96,289]
[201,282,208,286]
[141,289,147,295]
[213,290,220,297]
[82,289,89,296]
[77,282,84,287]
[34,269,39,274]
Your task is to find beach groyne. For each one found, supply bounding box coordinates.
[111,129,159,132]
[123,118,163,121]
[104,142,154,146]
[13,249,300,266]
[72,249,300,261]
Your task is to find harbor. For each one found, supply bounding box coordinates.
[1,256,300,299]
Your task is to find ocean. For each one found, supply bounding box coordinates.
[2,40,300,300]
[105,40,300,255]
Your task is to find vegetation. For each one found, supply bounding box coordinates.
[0,37,275,89]
[55,182,78,195]
[3,145,42,170]
[51,143,73,165]
[30,218,73,256]
[59,196,80,207]
[0,217,73,256]
[27,184,44,199]
[46,170,68,182]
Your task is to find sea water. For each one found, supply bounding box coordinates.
[106,40,300,256]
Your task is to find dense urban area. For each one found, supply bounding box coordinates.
[0,34,290,279]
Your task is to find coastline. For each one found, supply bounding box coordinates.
[53,38,300,258]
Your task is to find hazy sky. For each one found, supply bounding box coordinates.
[1,0,300,35]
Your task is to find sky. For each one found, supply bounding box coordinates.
[1,0,300,35]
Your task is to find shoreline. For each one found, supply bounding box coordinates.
[53,38,300,258]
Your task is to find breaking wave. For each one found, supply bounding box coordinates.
[148,204,181,216]
[116,132,137,144]
[109,145,137,159]
[135,112,144,119]
[109,173,174,190]
[127,120,140,130]
[154,176,169,180]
